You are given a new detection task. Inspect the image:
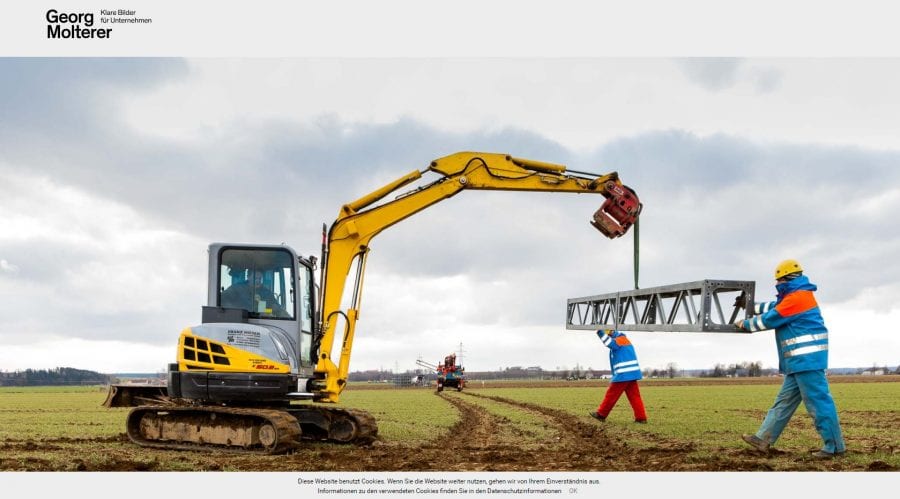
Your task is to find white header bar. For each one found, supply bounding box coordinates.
[1,0,898,57]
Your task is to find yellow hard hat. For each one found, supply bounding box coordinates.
[774,259,803,280]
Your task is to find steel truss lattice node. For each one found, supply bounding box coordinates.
[566,280,756,333]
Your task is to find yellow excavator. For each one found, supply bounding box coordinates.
[104,152,641,453]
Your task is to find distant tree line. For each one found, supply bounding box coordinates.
[352,360,899,382]
[642,362,680,379]
[697,361,770,378]
[350,366,600,382]
[0,367,112,386]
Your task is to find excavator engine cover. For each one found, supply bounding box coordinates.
[592,182,641,238]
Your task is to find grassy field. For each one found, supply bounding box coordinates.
[466,381,900,468]
[0,386,122,440]
[340,389,458,443]
[0,378,897,471]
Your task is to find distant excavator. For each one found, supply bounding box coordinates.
[104,152,641,453]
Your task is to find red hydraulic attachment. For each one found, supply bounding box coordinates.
[592,182,641,238]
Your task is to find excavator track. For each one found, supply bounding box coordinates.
[123,403,378,454]
[286,406,379,444]
[126,406,302,454]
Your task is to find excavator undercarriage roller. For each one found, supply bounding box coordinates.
[126,406,302,454]
[285,405,378,444]
[107,384,379,453]
[123,404,378,454]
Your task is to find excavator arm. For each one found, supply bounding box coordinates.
[311,152,641,402]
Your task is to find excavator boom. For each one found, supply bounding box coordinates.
[313,152,640,402]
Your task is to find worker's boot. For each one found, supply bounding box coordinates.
[589,411,606,422]
[810,450,845,459]
[741,434,770,453]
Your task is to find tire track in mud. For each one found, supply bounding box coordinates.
[465,392,770,471]
[359,391,541,471]
[267,392,686,471]
[436,391,503,450]
[424,391,637,470]
[466,393,864,471]
[426,391,553,471]
[292,390,611,471]
[463,392,629,470]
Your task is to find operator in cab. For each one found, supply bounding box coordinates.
[221,267,290,318]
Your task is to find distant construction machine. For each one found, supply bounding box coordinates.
[437,353,466,392]
[418,354,466,392]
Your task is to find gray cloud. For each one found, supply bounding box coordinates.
[676,58,744,91]
[589,132,900,305]
[1,58,899,371]
[752,67,783,93]
[676,58,785,94]
[0,259,19,273]
[0,58,187,140]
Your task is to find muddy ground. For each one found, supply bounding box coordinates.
[1,380,896,472]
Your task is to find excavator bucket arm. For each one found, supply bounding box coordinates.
[313,152,640,403]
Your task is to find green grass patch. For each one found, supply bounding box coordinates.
[0,386,123,440]
[339,388,458,443]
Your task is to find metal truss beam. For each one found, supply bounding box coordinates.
[566,280,756,333]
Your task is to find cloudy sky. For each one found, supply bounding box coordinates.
[1,58,899,374]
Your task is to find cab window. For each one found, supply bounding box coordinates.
[219,248,295,320]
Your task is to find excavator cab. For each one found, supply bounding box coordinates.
[167,243,319,402]
[105,244,320,408]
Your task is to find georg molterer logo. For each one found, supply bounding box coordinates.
[46,9,111,38]
[46,9,152,39]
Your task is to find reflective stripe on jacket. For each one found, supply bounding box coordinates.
[740,275,828,374]
[601,331,643,382]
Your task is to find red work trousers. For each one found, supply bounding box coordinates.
[597,380,647,421]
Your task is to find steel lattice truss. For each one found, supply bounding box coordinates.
[566,280,756,333]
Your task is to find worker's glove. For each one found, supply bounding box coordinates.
[596,329,614,339]
[733,319,746,331]
[733,293,747,309]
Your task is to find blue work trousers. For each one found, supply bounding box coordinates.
[755,370,845,453]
